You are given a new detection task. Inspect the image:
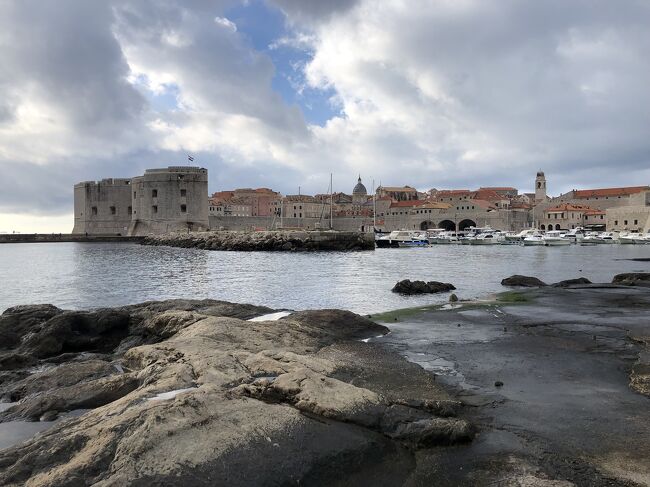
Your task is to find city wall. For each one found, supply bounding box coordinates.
[209,215,375,232]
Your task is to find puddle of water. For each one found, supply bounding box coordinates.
[247,311,292,322]
[0,409,88,451]
[148,388,197,402]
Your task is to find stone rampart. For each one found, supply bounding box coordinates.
[142,230,375,251]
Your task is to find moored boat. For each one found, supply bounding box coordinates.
[543,230,571,246]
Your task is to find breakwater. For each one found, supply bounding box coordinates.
[141,230,375,251]
[0,234,145,244]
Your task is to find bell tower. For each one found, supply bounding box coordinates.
[535,171,546,202]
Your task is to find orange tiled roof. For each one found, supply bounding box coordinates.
[573,186,649,198]
[469,189,507,201]
[478,187,517,191]
[435,189,471,196]
[389,200,427,208]
[380,186,417,192]
[583,208,606,216]
[546,203,593,212]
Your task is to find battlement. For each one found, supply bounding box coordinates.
[145,167,207,174]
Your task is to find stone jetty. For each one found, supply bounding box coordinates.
[0,299,471,486]
[142,230,375,251]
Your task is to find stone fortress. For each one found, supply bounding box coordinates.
[73,167,209,236]
[73,167,650,235]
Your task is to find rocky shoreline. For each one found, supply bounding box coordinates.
[0,299,470,486]
[1,275,649,486]
[141,230,375,252]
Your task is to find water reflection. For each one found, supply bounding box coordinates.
[0,243,649,314]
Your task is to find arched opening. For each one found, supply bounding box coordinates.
[458,219,477,231]
[437,220,456,231]
[540,224,546,230]
[555,224,561,230]
[420,220,435,230]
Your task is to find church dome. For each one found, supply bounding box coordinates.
[353,175,367,196]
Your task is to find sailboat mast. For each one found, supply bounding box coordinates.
[329,173,333,230]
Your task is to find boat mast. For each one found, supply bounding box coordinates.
[372,178,376,230]
[329,173,333,230]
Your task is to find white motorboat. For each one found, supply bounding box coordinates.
[425,229,447,244]
[468,231,502,245]
[505,229,541,243]
[435,231,461,244]
[543,230,571,246]
[619,232,640,244]
[562,227,586,243]
[598,232,618,244]
[632,232,650,244]
[523,234,545,246]
[376,230,429,248]
[581,232,602,245]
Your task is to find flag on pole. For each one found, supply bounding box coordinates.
[188,155,194,162]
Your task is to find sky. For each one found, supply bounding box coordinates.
[1,0,649,233]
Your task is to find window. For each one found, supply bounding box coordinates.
[91,206,97,216]
[180,204,187,213]
[110,206,116,215]
[180,189,187,197]
[299,213,302,218]
[152,205,158,213]
[635,219,638,225]
[624,220,628,225]
[134,191,137,198]
[615,220,618,225]
[152,189,158,198]
[128,206,132,215]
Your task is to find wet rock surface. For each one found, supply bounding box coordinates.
[392,280,456,295]
[0,299,467,486]
[501,275,548,287]
[612,272,650,286]
[375,284,650,486]
[142,230,375,252]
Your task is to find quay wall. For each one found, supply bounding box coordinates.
[0,234,145,244]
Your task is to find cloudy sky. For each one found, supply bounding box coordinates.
[1,0,649,232]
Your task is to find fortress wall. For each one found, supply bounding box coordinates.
[129,167,209,236]
[208,215,376,232]
[72,179,132,235]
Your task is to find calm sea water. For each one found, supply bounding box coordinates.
[1,243,649,314]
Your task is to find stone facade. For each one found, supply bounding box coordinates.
[73,167,209,236]
[72,178,133,235]
[606,206,650,232]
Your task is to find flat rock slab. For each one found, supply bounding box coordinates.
[0,299,467,486]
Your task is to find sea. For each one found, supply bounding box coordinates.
[1,242,649,314]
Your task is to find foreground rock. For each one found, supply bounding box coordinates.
[0,300,470,486]
[551,277,592,287]
[612,272,650,286]
[501,275,548,287]
[142,230,375,252]
[392,280,456,295]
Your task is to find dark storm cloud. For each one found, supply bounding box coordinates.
[0,0,145,134]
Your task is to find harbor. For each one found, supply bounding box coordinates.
[376,227,650,248]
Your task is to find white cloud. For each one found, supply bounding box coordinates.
[1,0,650,233]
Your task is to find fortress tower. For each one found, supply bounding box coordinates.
[73,167,209,236]
[535,171,547,202]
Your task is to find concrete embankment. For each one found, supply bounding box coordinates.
[141,230,375,251]
[0,234,145,244]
